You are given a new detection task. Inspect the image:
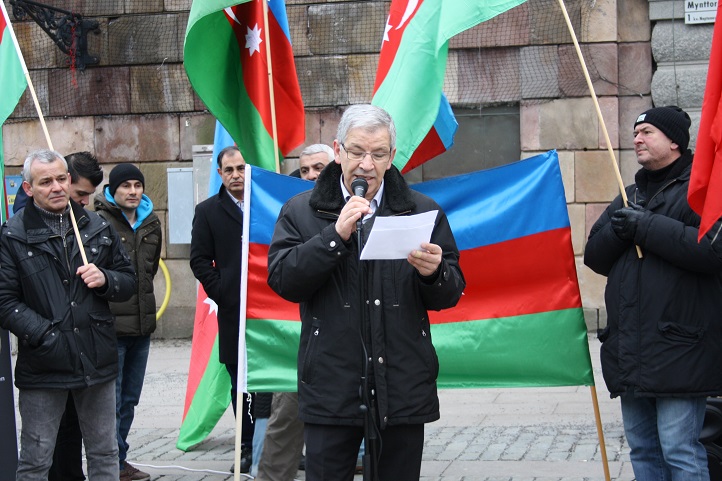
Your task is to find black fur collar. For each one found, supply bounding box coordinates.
[309,161,416,213]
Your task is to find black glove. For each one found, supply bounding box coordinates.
[610,202,648,241]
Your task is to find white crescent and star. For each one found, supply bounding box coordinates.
[383,0,419,43]
[224,6,263,57]
[204,296,218,316]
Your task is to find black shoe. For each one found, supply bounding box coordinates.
[298,454,305,471]
[240,445,252,474]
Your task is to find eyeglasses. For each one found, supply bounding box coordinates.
[341,143,391,163]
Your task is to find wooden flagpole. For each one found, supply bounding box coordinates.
[555,1,620,480]
[262,0,281,173]
[555,0,643,259]
[1,2,88,265]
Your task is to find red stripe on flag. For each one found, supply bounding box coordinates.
[430,227,581,324]
[247,242,300,321]
[248,228,580,325]
[0,9,7,38]
[401,127,445,174]
[374,0,424,91]
[182,285,219,419]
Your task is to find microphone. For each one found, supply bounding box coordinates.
[351,178,368,198]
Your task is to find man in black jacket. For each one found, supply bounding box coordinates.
[585,106,722,481]
[267,105,466,480]
[12,151,104,481]
[190,146,254,473]
[0,149,135,481]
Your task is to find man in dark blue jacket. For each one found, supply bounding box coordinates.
[0,149,135,481]
[585,106,722,481]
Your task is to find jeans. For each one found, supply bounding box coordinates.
[621,394,710,481]
[116,335,151,467]
[17,380,118,481]
[251,417,268,477]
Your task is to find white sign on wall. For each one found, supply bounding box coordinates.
[685,0,718,24]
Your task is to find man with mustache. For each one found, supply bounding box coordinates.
[0,149,135,481]
[95,163,162,481]
[267,105,466,480]
[190,146,255,473]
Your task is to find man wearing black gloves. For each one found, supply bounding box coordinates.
[585,106,722,481]
[267,104,465,480]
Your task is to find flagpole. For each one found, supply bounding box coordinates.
[1,2,88,265]
[262,0,281,173]
[555,0,642,259]
[589,386,612,481]
[233,165,254,481]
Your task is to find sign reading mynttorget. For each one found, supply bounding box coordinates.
[685,0,717,24]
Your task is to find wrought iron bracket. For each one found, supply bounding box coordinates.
[9,0,100,71]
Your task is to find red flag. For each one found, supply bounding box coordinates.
[689,4,722,241]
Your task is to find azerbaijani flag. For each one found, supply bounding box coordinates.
[243,151,593,391]
[177,121,236,451]
[371,0,526,172]
[688,3,722,241]
[184,0,305,172]
[0,2,28,222]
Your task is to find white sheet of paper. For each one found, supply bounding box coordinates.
[359,210,438,260]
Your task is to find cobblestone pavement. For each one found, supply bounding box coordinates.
[14,335,632,481]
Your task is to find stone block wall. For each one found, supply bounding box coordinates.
[4,0,706,338]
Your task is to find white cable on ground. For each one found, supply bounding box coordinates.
[124,461,303,481]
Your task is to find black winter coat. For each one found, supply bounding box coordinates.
[268,162,466,428]
[0,200,136,389]
[190,185,244,365]
[584,151,722,398]
[95,192,162,337]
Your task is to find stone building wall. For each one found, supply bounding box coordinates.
[3,0,704,338]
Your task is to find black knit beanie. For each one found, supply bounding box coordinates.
[109,163,145,196]
[634,106,691,152]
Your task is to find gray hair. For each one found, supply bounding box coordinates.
[336,104,396,151]
[300,143,334,162]
[22,149,68,184]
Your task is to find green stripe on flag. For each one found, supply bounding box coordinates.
[434,308,593,388]
[176,337,231,451]
[245,308,593,393]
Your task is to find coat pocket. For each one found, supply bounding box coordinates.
[658,321,705,344]
[89,312,118,369]
[300,317,322,385]
[24,326,72,374]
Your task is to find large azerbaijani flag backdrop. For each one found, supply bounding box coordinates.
[184,0,304,171]
[0,2,28,222]
[243,150,593,391]
[371,0,526,173]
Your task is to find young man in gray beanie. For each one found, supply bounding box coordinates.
[585,106,722,481]
[95,163,162,481]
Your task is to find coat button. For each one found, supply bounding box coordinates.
[63,279,69,285]
[374,299,380,306]
[378,357,384,364]
[74,328,79,333]
[330,241,336,248]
